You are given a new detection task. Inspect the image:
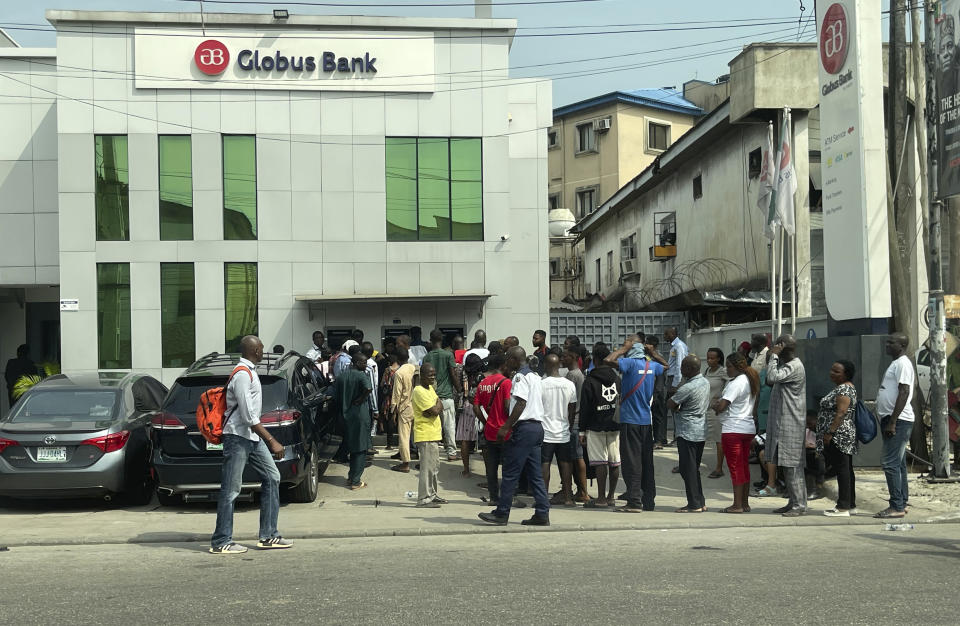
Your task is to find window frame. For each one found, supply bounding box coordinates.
[160,262,196,369]
[575,122,597,154]
[575,185,599,220]
[693,174,703,201]
[606,250,614,287]
[224,262,259,353]
[547,129,560,150]
[548,192,562,211]
[158,134,194,241]
[94,134,130,242]
[646,119,671,153]
[222,134,258,241]
[620,233,637,261]
[96,262,131,370]
[549,257,560,278]
[385,136,484,242]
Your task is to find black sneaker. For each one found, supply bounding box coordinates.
[478,511,508,525]
[432,497,449,504]
[772,504,792,514]
[521,514,550,526]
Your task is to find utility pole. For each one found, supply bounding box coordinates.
[888,0,914,339]
[924,3,951,479]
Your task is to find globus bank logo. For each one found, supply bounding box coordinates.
[819,3,849,75]
[194,39,230,75]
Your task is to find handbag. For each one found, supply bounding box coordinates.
[854,400,879,444]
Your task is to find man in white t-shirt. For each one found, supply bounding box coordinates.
[539,353,577,506]
[479,346,551,527]
[874,333,915,519]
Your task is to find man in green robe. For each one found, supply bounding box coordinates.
[333,353,373,489]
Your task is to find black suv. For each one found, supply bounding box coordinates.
[150,352,338,505]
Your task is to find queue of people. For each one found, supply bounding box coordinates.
[297,326,924,524]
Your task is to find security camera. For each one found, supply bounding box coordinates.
[500,234,510,241]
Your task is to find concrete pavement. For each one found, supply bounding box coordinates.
[3,526,960,624]
[0,444,957,547]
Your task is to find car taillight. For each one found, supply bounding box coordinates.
[81,431,130,453]
[260,410,301,428]
[150,412,187,430]
[0,437,19,453]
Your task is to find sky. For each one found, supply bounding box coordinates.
[1,0,894,107]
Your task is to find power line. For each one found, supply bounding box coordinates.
[0,24,804,91]
[0,33,811,106]
[0,32,816,143]
[173,0,613,6]
[0,17,813,40]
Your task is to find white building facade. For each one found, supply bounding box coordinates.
[0,9,551,397]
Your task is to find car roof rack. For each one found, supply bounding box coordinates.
[184,351,288,374]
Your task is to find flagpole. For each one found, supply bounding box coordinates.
[770,231,777,338]
[777,227,785,338]
[790,233,797,335]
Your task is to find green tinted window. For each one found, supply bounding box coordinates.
[385,138,418,241]
[223,136,257,240]
[160,263,195,368]
[159,136,193,240]
[450,138,483,241]
[385,137,483,241]
[95,135,129,241]
[224,262,258,353]
[97,263,131,369]
[417,138,450,241]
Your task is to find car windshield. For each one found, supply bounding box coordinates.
[6,390,121,430]
[163,376,288,416]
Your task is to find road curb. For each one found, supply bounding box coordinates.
[4,514,957,549]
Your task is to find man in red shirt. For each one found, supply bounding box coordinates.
[473,353,513,504]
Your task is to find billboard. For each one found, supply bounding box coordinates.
[936,1,960,197]
[816,0,892,321]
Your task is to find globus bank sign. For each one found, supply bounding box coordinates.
[134,28,435,92]
[193,39,379,76]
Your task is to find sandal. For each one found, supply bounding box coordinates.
[349,481,367,491]
[675,506,707,513]
[707,470,724,479]
[721,506,744,514]
[583,499,610,508]
[753,486,777,497]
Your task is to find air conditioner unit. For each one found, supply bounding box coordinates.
[621,259,638,275]
[594,117,612,132]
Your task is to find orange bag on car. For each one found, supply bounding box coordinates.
[197,365,252,445]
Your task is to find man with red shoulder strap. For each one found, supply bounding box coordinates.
[211,335,292,554]
[605,335,666,513]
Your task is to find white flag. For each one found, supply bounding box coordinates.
[757,122,777,240]
[773,110,797,236]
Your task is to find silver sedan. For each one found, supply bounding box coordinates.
[0,372,167,503]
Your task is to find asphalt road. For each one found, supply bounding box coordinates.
[2,525,957,625]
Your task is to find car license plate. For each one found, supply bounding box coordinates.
[37,447,67,463]
[206,442,223,451]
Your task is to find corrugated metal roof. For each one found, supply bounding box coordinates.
[553,88,703,119]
